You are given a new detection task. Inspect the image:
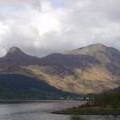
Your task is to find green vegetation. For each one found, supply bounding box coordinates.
[70,115,85,120]
[54,89,120,115]
[94,92,120,108]
[54,104,120,115]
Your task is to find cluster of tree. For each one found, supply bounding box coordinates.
[94,92,120,108]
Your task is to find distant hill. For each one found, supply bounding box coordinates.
[0,44,120,95]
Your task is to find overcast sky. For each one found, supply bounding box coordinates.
[0,0,120,57]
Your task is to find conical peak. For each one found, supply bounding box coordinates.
[8,47,22,54]
[6,47,26,57]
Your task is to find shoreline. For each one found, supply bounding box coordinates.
[0,100,64,104]
[0,99,83,104]
[52,110,120,115]
[52,106,120,115]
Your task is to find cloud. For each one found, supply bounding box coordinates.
[0,0,120,57]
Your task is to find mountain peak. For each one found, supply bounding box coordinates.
[84,44,107,51]
[86,44,106,48]
[5,47,26,58]
[65,44,107,55]
[7,47,22,54]
[3,46,40,65]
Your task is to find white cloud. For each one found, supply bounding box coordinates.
[0,22,9,36]
[32,1,62,36]
[0,0,120,57]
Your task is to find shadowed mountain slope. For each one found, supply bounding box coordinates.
[0,74,78,99]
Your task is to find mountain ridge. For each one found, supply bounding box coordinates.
[0,44,120,94]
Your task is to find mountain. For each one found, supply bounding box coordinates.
[66,44,120,65]
[0,44,120,95]
[0,47,40,66]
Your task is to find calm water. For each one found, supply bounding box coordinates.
[0,101,119,120]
